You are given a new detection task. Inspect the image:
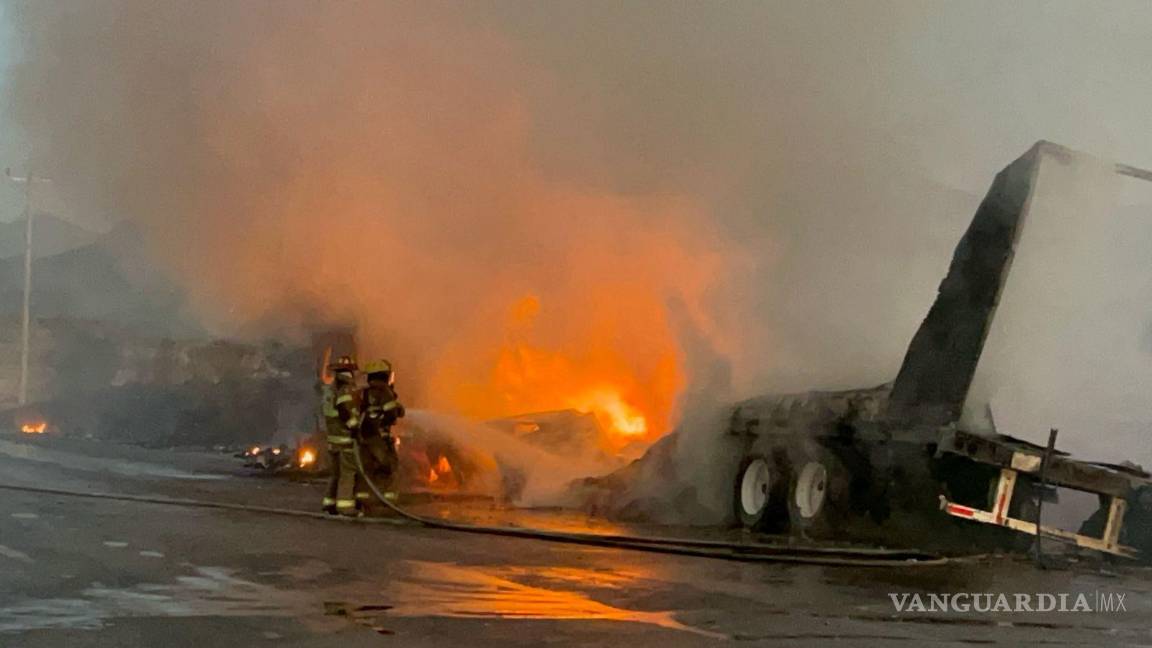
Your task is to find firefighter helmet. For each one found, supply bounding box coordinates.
[328,355,358,372]
[363,359,392,375]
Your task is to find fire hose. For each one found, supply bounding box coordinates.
[348,441,949,567]
[0,447,950,568]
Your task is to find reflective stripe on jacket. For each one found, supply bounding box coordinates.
[320,383,338,419]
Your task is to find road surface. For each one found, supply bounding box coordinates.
[0,433,1149,646]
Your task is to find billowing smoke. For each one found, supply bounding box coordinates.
[1,1,734,441]
[4,1,1152,505]
[0,1,975,417]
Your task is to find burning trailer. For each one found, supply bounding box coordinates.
[590,141,1152,561]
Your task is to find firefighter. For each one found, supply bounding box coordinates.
[322,355,362,516]
[358,359,405,504]
[319,359,339,512]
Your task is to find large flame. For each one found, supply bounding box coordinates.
[21,422,47,435]
[441,294,685,446]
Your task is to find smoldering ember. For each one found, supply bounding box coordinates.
[0,3,1151,647]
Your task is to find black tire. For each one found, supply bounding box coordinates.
[734,454,786,531]
[787,447,852,539]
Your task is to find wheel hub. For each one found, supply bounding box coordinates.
[740,458,772,516]
[794,461,828,519]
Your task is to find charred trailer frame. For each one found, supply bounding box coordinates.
[729,142,1152,560]
[935,429,1152,558]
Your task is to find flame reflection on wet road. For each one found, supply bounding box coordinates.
[384,560,725,639]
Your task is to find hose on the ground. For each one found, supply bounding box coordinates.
[349,441,950,567]
[0,481,405,526]
[0,446,950,567]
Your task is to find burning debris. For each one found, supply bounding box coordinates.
[20,421,46,435]
[487,409,634,465]
[238,444,321,475]
[441,295,680,455]
[425,455,459,489]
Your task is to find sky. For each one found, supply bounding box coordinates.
[0,1,87,229]
[0,1,25,223]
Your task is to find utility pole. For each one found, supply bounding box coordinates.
[5,167,51,406]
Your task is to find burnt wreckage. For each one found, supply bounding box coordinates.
[729,142,1152,559]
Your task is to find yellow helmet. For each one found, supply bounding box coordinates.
[363,359,393,375]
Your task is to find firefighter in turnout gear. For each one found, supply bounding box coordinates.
[359,359,405,503]
[319,360,339,513]
[322,356,363,516]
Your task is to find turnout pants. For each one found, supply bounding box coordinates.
[324,448,340,508]
[324,421,361,515]
[337,446,361,515]
[355,431,398,515]
[360,434,398,489]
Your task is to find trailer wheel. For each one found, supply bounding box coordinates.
[788,449,851,538]
[734,455,784,530]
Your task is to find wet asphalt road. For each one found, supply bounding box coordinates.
[0,434,1150,646]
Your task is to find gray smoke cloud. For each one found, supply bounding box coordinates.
[3,1,1152,471]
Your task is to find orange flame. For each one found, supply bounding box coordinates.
[21,422,47,434]
[299,448,316,468]
[570,390,647,437]
[436,455,452,474]
[441,294,682,448]
[426,455,455,487]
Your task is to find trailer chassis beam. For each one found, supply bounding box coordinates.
[940,468,1137,559]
